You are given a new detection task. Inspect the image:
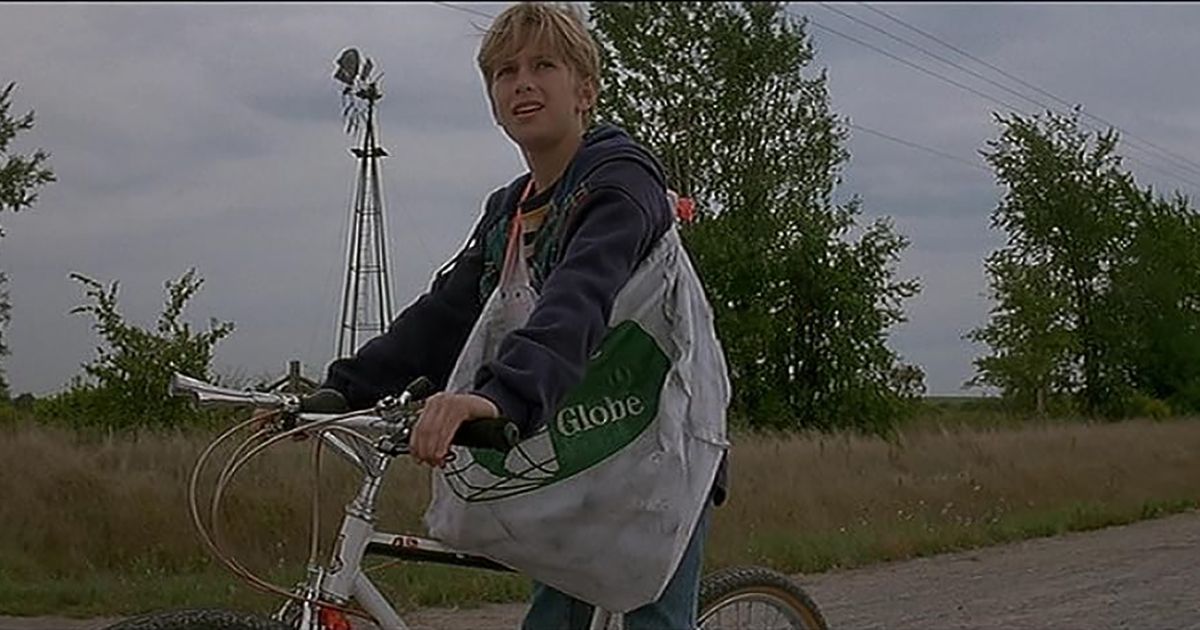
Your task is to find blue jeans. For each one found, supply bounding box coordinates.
[521,503,712,630]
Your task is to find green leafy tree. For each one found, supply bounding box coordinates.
[970,108,1200,416]
[0,83,55,215]
[45,268,235,430]
[1107,191,1200,413]
[591,1,921,433]
[966,250,1077,415]
[970,109,1135,414]
[0,82,56,397]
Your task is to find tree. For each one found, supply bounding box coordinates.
[0,82,56,396]
[0,83,54,215]
[1107,191,1200,413]
[591,2,921,433]
[969,109,1134,415]
[969,108,1200,416]
[48,268,235,430]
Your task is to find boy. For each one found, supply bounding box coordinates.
[319,3,726,628]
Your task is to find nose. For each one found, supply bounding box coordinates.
[514,64,534,94]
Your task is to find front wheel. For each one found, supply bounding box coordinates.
[102,608,291,630]
[698,566,829,630]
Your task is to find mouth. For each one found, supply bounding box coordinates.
[512,102,544,119]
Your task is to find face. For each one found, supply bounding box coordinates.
[489,43,595,152]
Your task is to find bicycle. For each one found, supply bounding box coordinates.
[103,373,828,630]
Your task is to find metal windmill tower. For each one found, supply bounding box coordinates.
[333,48,394,358]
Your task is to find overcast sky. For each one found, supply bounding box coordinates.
[2,2,1199,397]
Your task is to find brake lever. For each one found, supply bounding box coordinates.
[373,376,459,461]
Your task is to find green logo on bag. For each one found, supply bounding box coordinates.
[444,320,669,501]
[556,395,646,436]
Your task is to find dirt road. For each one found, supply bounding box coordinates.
[802,510,1200,630]
[4,510,1197,629]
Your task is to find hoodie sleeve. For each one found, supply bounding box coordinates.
[470,159,672,435]
[320,191,503,409]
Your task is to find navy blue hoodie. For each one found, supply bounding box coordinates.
[322,124,727,504]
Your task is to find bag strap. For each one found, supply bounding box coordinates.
[498,179,536,287]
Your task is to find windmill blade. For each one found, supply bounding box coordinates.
[361,57,374,82]
[333,48,360,86]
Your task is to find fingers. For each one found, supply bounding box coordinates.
[411,400,439,466]
[410,393,501,467]
[411,393,461,467]
[410,395,436,465]
[432,403,461,467]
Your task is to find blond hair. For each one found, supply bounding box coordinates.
[477,2,601,126]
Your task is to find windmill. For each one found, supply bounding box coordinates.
[333,47,394,358]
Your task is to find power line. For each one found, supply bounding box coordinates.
[434,1,495,21]
[796,6,1200,193]
[801,14,1027,115]
[433,2,1197,193]
[849,122,990,174]
[432,2,984,178]
[852,2,1200,182]
[816,2,1048,115]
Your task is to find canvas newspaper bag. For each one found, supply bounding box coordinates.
[424,190,730,613]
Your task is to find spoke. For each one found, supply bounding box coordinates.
[704,590,819,630]
[704,596,811,630]
[769,602,785,629]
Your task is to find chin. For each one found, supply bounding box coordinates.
[506,127,555,151]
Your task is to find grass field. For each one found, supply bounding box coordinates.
[1,407,1197,618]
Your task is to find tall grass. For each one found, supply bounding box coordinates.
[707,417,1200,571]
[1,410,1197,617]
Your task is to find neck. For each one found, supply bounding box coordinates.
[523,131,585,193]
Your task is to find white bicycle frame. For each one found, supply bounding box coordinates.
[273,413,618,630]
[171,373,617,630]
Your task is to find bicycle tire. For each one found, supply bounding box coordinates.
[698,566,829,630]
[101,607,292,630]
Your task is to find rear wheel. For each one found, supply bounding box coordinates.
[102,608,291,630]
[698,566,828,630]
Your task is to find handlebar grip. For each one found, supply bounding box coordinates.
[452,418,521,452]
[298,388,350,413]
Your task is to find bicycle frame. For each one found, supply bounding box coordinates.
[169,374,616,630]
[275,423,494,630]
[274,419,616,630]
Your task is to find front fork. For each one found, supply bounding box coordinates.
[272,565,332,630]
[274,461,387,629]
[272,514,376,629]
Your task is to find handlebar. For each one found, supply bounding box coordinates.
[453,417,521,451]
[169,372,520,453]
[170,372,300,410]
[177,371,523,610]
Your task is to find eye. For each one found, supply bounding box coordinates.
[536,59,556,70]
[494,65,515,79]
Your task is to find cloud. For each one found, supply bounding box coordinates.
[3,3,1200,400]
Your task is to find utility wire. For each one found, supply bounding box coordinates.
[433,1,986,176]
[437,3,1194,190]
[856,2,1200,179]
[801,13,1028,115]
[434,1,495,21]
[817,2,1049,115]
[840,2,1200,185]
[848,122,991,174]
[798,6,1200,193]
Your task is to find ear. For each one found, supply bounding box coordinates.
[576,79,598,113]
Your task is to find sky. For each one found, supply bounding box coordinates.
[1,2,1199,397]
